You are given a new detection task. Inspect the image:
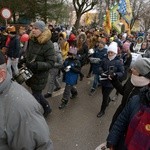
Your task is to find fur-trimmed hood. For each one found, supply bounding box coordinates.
[78,32,87,42]
[29,28,52,44]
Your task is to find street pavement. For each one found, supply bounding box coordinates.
[43,64,122,150]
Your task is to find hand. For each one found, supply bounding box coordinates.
[108,75,112,80]
[108,73,117,80]
[64,65,71,72]
[66,65,71,69]
[26,62,37,70]
[109,146,114,150]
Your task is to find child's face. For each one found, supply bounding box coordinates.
[108,51,116,57]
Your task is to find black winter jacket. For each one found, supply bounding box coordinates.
[25,28,55,91]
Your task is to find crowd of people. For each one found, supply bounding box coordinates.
[0,20,150,149]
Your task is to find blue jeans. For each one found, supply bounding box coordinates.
[91,74,101,89]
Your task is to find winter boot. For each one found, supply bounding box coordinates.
[59,99,68,109]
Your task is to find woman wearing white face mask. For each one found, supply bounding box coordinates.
[109,57,150,130]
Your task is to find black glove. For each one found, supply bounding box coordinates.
[26,62,37,71]
[109,73,117,80]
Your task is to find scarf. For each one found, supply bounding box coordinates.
[131,74,150,87]
[108,54,117,61]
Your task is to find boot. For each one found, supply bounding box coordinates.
[44,93,52,98]
[59,99,68,109]
[54,87,61,92]
[44,109,52,118]
[97,110,105,118]
[70,91,78,99]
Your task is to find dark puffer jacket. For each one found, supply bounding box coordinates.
[25,28,55,91]
[99,55,125,88]
[109,76,143,130]
[107,85,150,150]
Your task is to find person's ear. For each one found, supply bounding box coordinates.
[0,69,6,83]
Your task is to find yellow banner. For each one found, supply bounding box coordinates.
[104,9,112,35]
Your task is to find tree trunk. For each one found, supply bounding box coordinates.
[99,0,103,26]
[74,13,82,30]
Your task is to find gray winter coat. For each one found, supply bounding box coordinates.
[0,73,53,150]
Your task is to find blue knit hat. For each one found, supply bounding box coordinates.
[33,21,46,32]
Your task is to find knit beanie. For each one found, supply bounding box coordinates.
[134,58,150,76]
[108,42,118,54]
[33,21,46,32]
[0,51,5,65]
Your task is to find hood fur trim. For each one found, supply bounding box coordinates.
[78,32,87,42]
[30,28,52,44]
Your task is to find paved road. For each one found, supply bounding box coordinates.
[36,65,122,150]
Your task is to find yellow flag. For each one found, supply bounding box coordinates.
[104,9,112,35]
[85,13,91,25]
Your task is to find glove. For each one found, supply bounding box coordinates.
[26,62,37,71]
[64,65,71,72]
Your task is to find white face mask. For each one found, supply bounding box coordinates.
[131,74,150,87]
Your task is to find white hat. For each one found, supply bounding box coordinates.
[108,42,118,54]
